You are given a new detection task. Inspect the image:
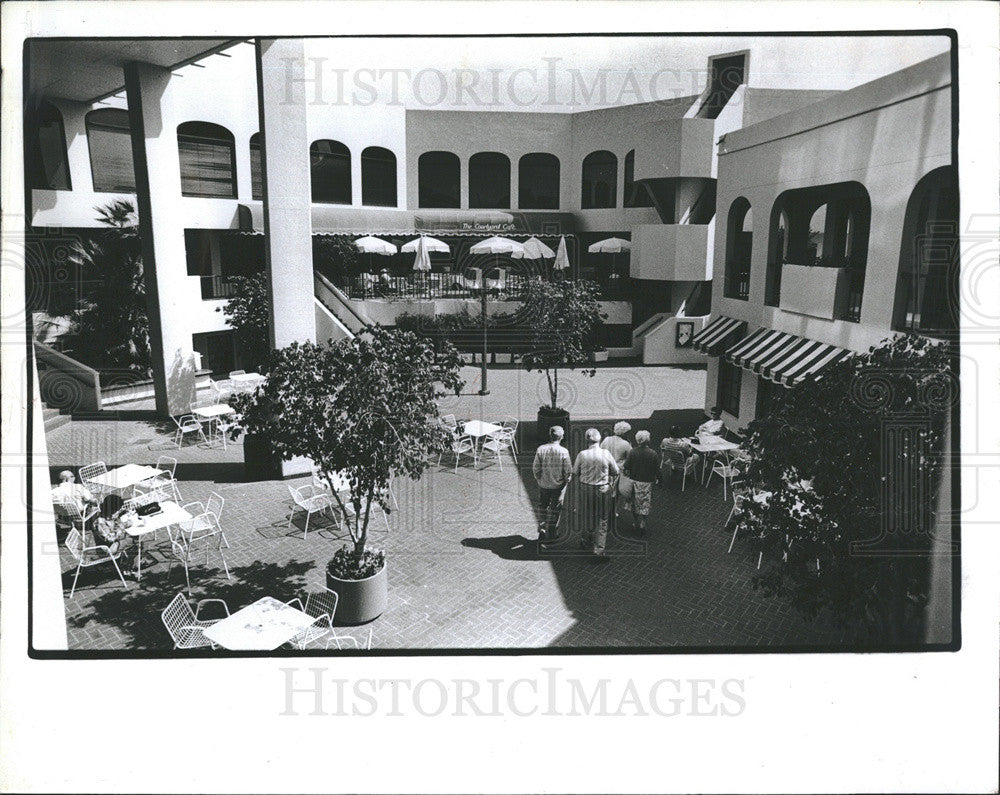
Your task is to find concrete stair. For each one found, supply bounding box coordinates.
[43,402,70,432]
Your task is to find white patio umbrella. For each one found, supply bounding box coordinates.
[587,237,631,254]
[401,235,450,253]
[553,235,571,273]
[412,235,432,272]
[520,236,555,261]
[354,235,398,256]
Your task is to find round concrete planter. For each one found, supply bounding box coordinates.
[326,560,388,625]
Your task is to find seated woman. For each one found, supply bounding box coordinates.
[93,494,136,570]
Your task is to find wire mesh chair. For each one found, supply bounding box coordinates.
[161,592,229,649]
[134,455,182,503]
[438,431,477,473]
[64,528,129,598]
[287,588,340,649]
[286,484,336,539]
[325,626,374,651]
[480,430,514,471]
[79,462,109,500]
[172,415,208,448]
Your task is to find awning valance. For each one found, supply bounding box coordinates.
[724,327,852,386]
[691,315,746,355]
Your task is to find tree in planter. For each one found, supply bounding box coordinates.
[730,334,954,647]
[232,326,464,568]
[217,272,271,372]
[68,199,152,376]
[521,278,605,409]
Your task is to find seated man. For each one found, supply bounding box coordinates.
[660,426,701,475]
[697,406,726,438]
[51,470,98,533]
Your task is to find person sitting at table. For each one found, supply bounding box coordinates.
[697,406,726,438]
[660,426,701,476]
[93,494,137,571]
[51,470,98,534]
[376,269,394,296]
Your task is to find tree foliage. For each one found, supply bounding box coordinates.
[313,235,362,283]
[232,326,465,564]
[521,278,606,409]
[217,272,271,371]
[68,199,151,376]
[731,334,955,647]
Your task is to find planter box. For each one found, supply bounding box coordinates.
[779,264,850,320]
[590,350,609,363]
[326,561,388,625]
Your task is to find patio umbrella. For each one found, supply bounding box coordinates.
[587,237,631,254]
[553,235,571,273]
[520,236,555,261]
[401,235,450,253]
[354,235,398,282]
[411,235,432,272]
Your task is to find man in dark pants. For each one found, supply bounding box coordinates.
[531,425,572,542]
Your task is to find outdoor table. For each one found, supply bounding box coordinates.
[460,420,504,453]
[229,372,266,392]
[85,464,165,495]
[203,596,315,651]
[690,436,740,485]
[192,403,235,444]
[120,500,193,581]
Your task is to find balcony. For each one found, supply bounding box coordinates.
[779,262,863,322]
[200,275,241,300]
[630,224,711,282]
[631,118,716,180]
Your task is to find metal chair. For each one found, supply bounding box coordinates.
[53,499,99,538]
[726,483,750,554]
[64,528,128,598]
[286,484,336,538]
[500,416,520,454]
[439,414,458,432]
[79,461,108,500]
[660,447,698,491]
[172,414,208,448]
[179,506,231,581]
[480,430,514,471]
[438,431,477,473]
[707,453,740,500]
[325,626,374,651]
[214,411,241,450]
[161,592,229,649]
[134,455,182,503]
[287,587,340,649]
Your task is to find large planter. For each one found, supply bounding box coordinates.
[326,561,388,625]
[243,433,281,480]
[590,349,608,363]
[537,405,570,443]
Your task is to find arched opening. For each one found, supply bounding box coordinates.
[249,133,262,200]
[766,182,870,320]
[86,108,135,193]
[623,150,654,208]
[361,146,397,207]
[177,121,237,198]
[724,197,753,299]
[469,152,510,209]
[310,140,351,204]
[893,166,958,335]
[518,153,559,209]
[26,100,71,190]
[581,150,617,209]
[418,151,460,208]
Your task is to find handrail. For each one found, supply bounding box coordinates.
[314,270,370,332]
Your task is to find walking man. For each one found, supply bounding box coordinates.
[623,430,659,533]
[573,427,619,558]
[531,425,573,542]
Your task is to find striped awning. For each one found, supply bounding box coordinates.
[724,327,853,386]
[691,315,746,355]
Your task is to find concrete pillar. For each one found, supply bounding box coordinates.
[255,38,316,349]
[125,61,197,416]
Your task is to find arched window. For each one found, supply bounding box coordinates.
[623,150,653,208]
[893,166,958,335]
[723,198,753,300]
[249,133,262,200]
[177,121,236,198]
[469,152,510,209]
[27,100,71,190]
[361,146,397,207]
[86,109,135,193]
[581,150,617,209]
[310,140,351,204]
[518,153,559,209]
[766,182,870,319]
[418,151,460,208]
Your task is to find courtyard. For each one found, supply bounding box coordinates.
[47,365,844,651]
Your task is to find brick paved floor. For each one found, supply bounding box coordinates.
[46,365,846,651]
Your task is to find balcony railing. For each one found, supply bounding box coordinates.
[200,275,242,300]
[337,272,630,302]
[777,258,865,322]
[723,264,750,300]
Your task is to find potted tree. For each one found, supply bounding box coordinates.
[521,278,605,441]
[232,325,464,623]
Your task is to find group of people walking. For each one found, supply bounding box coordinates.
[531,408,728,559]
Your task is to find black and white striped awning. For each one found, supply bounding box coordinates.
[724,327,853,387]
[691,315,746,355]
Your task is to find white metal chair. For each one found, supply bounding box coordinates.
[325,626,374,651]
[286,484,336,538]
[438,431,477,473]
[161,592,229,649]
[79,461,108,500]
[64,528,128,598]
[439,414,458,432]
[53,499,99,537]
[500,416,519,454]
[173,414,208,448]
[660,447,698,491]
[726,483,750,554]
[286,587,339,649]
[134,455,182,503]
[214,411,241,450]
[177,507,231,585]
[335,489,391,534]
[210,380,232,404]
[480,430,515,471]
[706,453,740,500]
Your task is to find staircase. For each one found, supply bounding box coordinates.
[42,401,71,432]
